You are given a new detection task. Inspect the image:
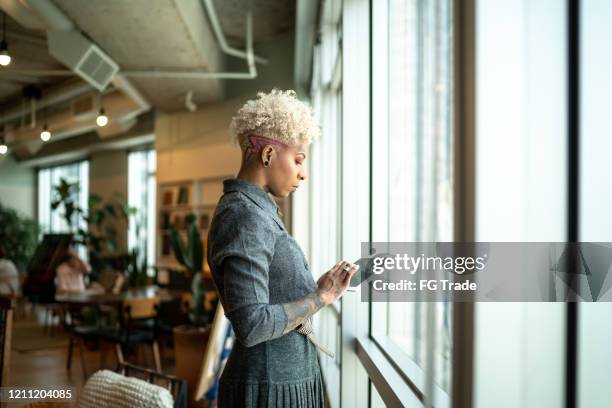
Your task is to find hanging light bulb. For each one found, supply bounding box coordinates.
[0,41,10,67]
[40,124,51,142]
[96,108,108,127]
[0,13,10,67]
[0,135,7,155]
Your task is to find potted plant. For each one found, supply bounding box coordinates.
[51,178,126,278]
[169,213,215,402]
[50,178,147,286]
[0,202,40,271]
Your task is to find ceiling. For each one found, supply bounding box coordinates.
[0,0,295,159]
[214,0,295,45]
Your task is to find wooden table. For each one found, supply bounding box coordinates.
[55,286,188,306]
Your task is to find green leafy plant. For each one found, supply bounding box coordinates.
[125,205,152,288]
[50,178,139,281]
[170,214,208,326]
[126,247,148,287]
[50,178,81,232]
[0,202,41,271]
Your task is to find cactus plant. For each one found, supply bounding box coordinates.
[169,213,208,326]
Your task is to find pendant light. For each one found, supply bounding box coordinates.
[0,12,11,67]
[96,93,108,127]
[0,105,6,154]
[96,108,108,127]
[0,132,7,155]
[40,124,51,142]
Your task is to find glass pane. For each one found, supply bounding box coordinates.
[128,149,156,273]
[38,168,51,233]
[578,0,612,406]
[474,0,566,406]
[371,0,453,395]
[310,3,343,404]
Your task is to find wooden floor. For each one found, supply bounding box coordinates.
[6,305,177,407]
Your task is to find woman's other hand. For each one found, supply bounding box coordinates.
[316,261,359,305]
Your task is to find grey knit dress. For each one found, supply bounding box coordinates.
[207,178,325,408]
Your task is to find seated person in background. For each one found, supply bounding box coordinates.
[55,250,91,294]
[0,244,19,297]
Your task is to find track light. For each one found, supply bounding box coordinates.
[0,13,10,67]
[96,108,108,127]
[40,124,51,142]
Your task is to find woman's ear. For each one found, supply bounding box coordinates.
[261,145,275,167]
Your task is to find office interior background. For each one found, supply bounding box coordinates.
[0,0,611,407]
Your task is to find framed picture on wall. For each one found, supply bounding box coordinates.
[177,186,190,205]
[162,190,173,206]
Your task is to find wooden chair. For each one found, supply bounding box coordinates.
[64,303,100,378]
[100,296,162,372]
[0,296,14,387]
[97,270,125,294]
[117,362,188,408]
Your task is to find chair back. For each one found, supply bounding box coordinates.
[117,362,187,408]
[0,296,14,387]
[98,270,125,294]
[121,296,160,320]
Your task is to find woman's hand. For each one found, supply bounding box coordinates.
[280,261,359,335]
[316,261,359,305]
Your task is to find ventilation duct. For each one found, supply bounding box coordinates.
[47,30,118,91]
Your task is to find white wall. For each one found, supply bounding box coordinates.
[89,150,129,251]
[155,98,244,183]
[0,154,36,217]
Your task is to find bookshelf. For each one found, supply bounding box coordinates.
[156,176,293,272]
[157,176,228,270]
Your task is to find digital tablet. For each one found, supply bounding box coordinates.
[347,253,392,289]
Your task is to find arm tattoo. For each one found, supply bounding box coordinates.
[281,291,325,334]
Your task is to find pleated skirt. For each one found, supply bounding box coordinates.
[217,372,325,408]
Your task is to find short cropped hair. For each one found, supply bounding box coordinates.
[230,89,320,150]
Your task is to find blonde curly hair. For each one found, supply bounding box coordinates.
[230,89,320,151]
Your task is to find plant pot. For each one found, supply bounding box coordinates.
[173,324,211,406]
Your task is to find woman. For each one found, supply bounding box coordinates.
[0,244,19,296]
[207,89,358,408]
[55,249,90,294]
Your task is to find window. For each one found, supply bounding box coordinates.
[309,0,343,406]
[578,0,612,406]
[38,160,89,234]
[371,0,454,401]
[473,0,567,406]
[128,149,156,274]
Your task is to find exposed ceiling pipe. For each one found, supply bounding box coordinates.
[111,74,150,112]
[20,0,74,30]
[0,79,91,127]
[201,0,267,65]
[121,11,256,80]
[14,0,151,131]
[0,0,258,82]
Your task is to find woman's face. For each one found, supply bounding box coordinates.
[266,142,308,198]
